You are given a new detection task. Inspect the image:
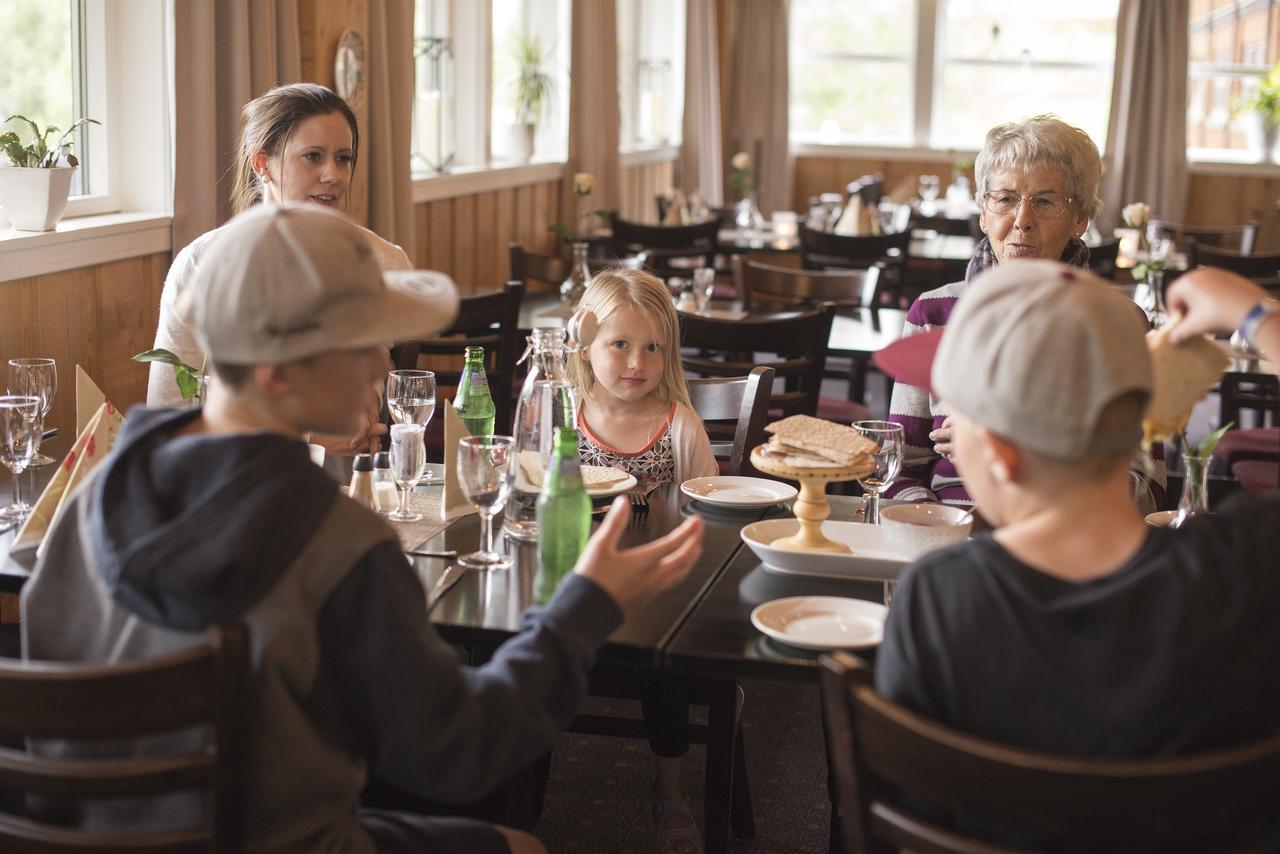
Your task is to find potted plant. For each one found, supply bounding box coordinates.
[510,34,553,163]
[0,115,99,231]
[1235,63,1280,163]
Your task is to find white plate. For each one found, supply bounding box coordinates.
[741,519,912,582]
[751,596,888,650]
[680,476,798,509]
[516,471,638,499]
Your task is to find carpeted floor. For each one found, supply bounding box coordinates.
[535,679,832,854]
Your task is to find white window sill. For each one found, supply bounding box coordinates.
[1187,158,1280,177]
[791,141,979,162]
[412,161,567,203]
[621,145,680,167]
[0,211,171,283]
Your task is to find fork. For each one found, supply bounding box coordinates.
[628,485,651,511]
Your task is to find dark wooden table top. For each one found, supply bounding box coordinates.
[661,495,887,683]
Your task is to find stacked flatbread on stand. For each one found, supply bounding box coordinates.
[516,450,630,493]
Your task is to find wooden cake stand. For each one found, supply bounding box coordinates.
[750,445,872,554]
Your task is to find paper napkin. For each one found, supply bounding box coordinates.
[75,365,105,435]
[12,398,124,556]
[440,400,475,521]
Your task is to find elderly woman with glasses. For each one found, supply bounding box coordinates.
[886,114,1165,511]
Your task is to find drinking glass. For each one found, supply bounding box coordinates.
[692,267,716,314]
[8,358,56,466]
[854,421,904,526]
[386,370,436,483]
[918,174,941,204]
[0,396,41,522]
[388,423,427,522]
[456,435,516,571]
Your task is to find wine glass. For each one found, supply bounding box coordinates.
[8,358,56,466]
[854,421,904,526]
[386,370,436,482]
[388,423,427,522]
[456,435,516,571]
[692,266,716,314]
[0,395,41,523]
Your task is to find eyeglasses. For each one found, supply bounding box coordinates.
[982,191,1074,219]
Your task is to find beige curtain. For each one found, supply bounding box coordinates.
[1100,0,1189,233]
[679,0,724,205]
[171,0,301,254]
[725,0,790,215]
[366,0,417,259]
[564,0,622,225]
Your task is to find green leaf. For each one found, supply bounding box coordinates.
[1193,422,1234,458]
[173,366,201,401]
[547,223,575,242]
[131,348,195,370]
[4,115,41,145]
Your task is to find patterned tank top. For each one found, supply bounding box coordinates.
[577,403,677,487]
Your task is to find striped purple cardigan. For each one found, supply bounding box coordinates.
[885,246,1166,510]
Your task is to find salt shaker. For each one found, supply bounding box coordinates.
[347,454,376,509]
[372,451,396,513]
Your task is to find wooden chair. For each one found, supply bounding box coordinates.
[798,224,911,306]
[1151,219,1258,255]
[0,625,250,853]
[508,243,645,298]
[679,306,835,420]
[390,281,524,452]
[819,651,1280,854]
[608,211,721,279]
[1188,242,1280,279]
[687,366,774,477]
[907,211,973,238]
[733,256,885,326]
[1087,237,1121,279]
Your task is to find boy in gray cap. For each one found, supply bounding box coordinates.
[872,260,1279,815]
[870,262,1280,850]
[22,204,704,854]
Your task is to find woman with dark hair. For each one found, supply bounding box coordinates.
[147,84,450,455]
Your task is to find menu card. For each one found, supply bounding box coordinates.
[440,400,475,521]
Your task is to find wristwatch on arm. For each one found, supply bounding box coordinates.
[1238,299,1280,351]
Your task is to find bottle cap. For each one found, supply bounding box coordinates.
[373,451,390,469]
[353,453,373,472]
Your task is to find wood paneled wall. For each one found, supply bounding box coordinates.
[412,178,563,294]
[618,157,677,223]
[795,154,1280,250]
[0,253,167,439]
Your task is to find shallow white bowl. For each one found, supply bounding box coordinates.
[879,503,972,561]
[1144,510,1179,527]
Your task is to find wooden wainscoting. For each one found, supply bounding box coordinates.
[619,154,677,223]
[413,177,563,295]
[1185,169,1280,252]
[0,252,167,439]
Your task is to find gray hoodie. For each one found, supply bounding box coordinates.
[22,406,623,852]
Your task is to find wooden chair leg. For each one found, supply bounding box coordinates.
[703,679,737,854]
[731,720,755,839]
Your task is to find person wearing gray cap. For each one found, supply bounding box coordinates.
[21,204,704,854]
[885,115,1165,512]
[870,260,1280,848]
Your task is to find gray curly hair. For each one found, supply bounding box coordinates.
[973,115,1103,220]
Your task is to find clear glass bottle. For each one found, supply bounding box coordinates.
[535,426,591,604]
[454,346,496,437]
[1173,451,1211,528]
[560,242,592,306]
[505,326,580,541]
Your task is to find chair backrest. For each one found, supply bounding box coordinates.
[686,366,774,477]
[907,212,972,238]
[680,305,835,418]
[1087,237,1121,279]
[733,257,884,327]
[0,625,250,853]
[819,651,1280,854]
[509,242,570,293]
[1189,242,1280,280]
[798,223,911,271]
[1151,219,1259,255]
[392,281,525,435]
[609,212,721,278]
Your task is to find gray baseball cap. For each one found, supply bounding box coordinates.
[877,259,1152,460]
[180,204,458,365]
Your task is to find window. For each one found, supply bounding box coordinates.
[412,0,454,174]
[789,0,1119,152]
[0,0,105,200]
[1187,0,1280,161]
[490,0,570,163]
[617,0,686,151]
[790,0,915,146]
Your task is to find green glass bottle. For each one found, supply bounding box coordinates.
[454,346,496,437]
[535,426,591,604]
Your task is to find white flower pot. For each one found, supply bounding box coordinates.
[0,166,75,231]
[507,123,535,163]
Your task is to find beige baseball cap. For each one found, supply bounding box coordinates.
[876,259,1152,460]
[180,204,458,365]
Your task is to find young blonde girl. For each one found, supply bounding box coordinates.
[568,268,717,487]
[567,268,715,854]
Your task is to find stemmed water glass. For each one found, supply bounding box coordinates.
[918,174,941,213]
[854,421,904,526]
[0,395,41,523]
[456,435,516,571]
[8,358,56,466]
[386,369,436,483]
[388,423,427,522]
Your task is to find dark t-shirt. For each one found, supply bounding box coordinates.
[876,494,1280,757]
